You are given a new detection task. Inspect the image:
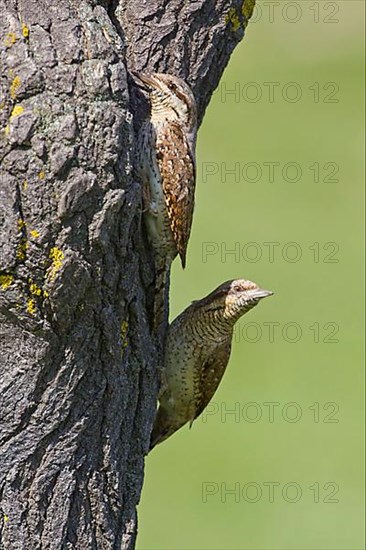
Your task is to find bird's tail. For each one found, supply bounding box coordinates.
[149,406,175,451]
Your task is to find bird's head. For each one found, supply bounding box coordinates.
[195,279,273,322]
[133,71,197,133]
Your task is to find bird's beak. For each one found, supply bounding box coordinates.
[249,288,273,300]
[131,71,158,92]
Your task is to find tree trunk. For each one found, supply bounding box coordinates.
[0,0,255,547]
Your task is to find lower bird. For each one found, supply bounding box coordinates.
[150,278,273,450]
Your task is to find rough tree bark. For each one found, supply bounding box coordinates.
[0,1,255,548]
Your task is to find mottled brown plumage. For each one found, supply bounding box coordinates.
[134,72,197,332]
[156,121,195,267]
[150,279,273,450]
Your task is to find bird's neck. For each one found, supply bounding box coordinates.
[150,105,176,124]
[188,306,234,344]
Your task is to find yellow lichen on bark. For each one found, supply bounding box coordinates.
[29,282,42,296]
[226,0,256,32]
[26,298,36,315]
[10,76,21,99]
[17,218,26,230]
[48,247,64,281]
[225,8,241,32]
[22,24,29,38]
[10,105,24,118]
[4,32,17,47]
[0,274,14,290]
[242,0,256,20]
[16,239,28,261]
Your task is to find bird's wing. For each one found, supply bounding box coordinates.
[156,121,195,268]
[192,338,232,423]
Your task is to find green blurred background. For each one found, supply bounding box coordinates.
[138,2,364,548]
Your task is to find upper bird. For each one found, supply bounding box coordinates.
[134,72,197,268]
[134,72,197,335]
[150,278,273,450]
